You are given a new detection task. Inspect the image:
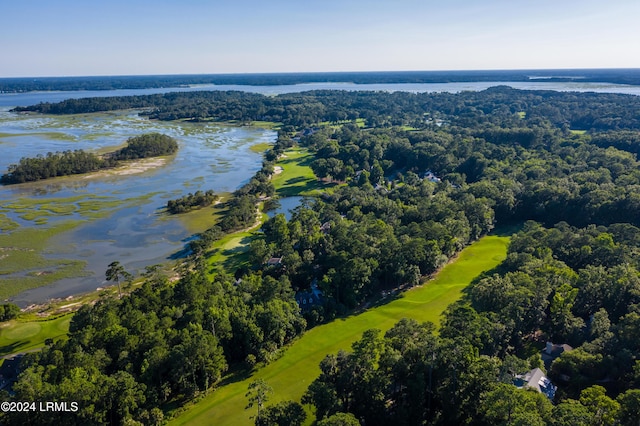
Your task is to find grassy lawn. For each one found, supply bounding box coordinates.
[169,233,510,425]
[205,212,269,275]
[271,148,333,197]
[0,314,72,357]
[202,147,328,273]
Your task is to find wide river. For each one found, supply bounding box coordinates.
[2,80,640,306]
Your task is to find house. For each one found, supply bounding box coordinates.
[374,183,389,193]
[320,221,331,234]
[541,342,573,369]
[295,281,324,311]
[514,368,557,400]
[422,171,442,183]
[266,257,283,267]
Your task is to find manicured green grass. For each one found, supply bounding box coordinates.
[0,314,72,357]
[271,148,331,197]
[206,231,257,273]
[205,211,269,274]
[201,147,327,273]
[169,233,510,426]
[570,129,587,135]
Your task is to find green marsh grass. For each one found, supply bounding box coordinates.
[249,142,273,153]
[0,192,157,298]
[0,221,88,299]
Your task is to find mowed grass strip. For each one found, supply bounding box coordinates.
[271,148,326,197]
[200,146,325,273]
[170,234,510,426]
[0,314,72,357]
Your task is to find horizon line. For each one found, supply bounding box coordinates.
[3,67,640,80]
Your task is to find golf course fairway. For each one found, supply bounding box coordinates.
[170,233,510,425]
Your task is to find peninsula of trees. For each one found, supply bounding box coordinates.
[0,133,177,184]
[3,86,640,425]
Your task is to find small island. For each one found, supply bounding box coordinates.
[166,190,219,214]
[0,133,177,184]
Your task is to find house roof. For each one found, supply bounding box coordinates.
[542,342,573,369]
[296,281,324,311]
[514,368,557,400]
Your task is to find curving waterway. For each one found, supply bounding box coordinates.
[2,80,640,306]
[0,109,273,305]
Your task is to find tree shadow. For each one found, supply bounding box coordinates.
[284,176,310,185]
[491,222,524,237]
[0,341,27,358]
[461,261,510,297]
[217,365,255,387]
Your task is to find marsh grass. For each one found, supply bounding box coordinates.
[0,213,19,232]
[248,142,273,153]
[0,192,159,298]
[0,221,90,299]
[1,195,125,225]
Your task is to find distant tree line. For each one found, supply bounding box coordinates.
[13,86,640,131]
[3,69,640,92]
[0,133,177,184]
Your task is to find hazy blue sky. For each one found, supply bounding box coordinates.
[2,0,639,77]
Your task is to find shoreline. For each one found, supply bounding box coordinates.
[82,156,168,179]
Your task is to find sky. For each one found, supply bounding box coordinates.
[2,0,640,77]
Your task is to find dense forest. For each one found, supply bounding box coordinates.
[3,86,640,425]
[110,133,178,161]
[3,69,640,92]
[0,133,177,184]
[301,221,640,425]
[12,86,640,133]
